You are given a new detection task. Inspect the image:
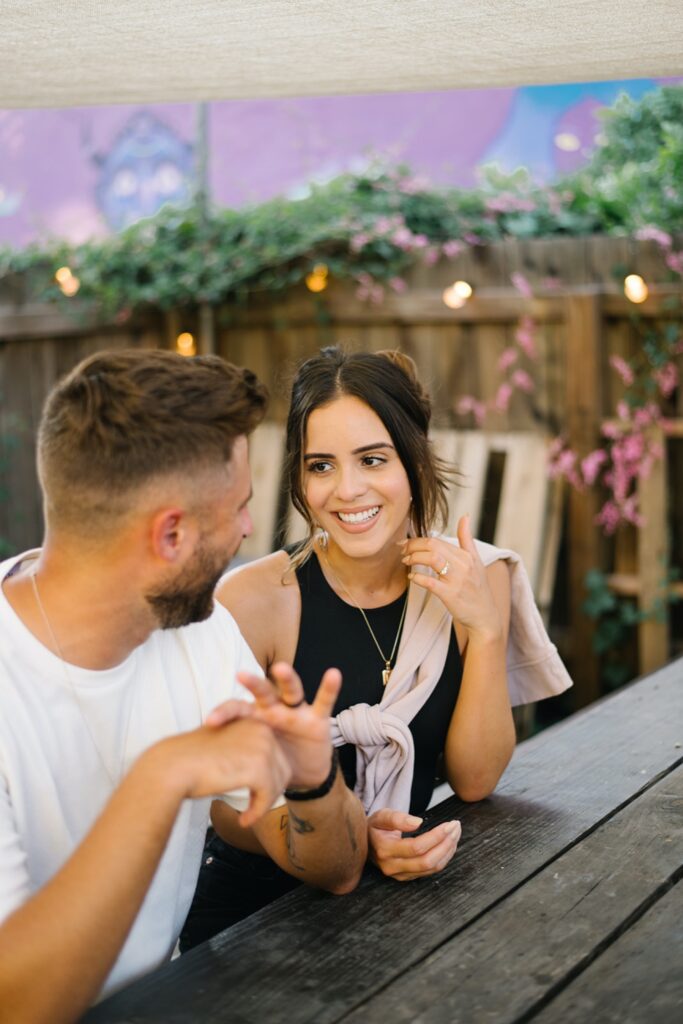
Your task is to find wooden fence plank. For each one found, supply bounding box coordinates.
[638,426,670,673]
[564,293,604,706]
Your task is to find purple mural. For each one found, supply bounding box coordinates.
[0,78,680,248]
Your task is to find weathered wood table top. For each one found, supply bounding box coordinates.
[87,657,683,1024]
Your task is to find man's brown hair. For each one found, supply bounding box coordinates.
[38,349,268,533]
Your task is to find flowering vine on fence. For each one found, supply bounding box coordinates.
[455,272,541,427]
[548,232,682,534]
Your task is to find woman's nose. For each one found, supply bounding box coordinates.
[334,464,367,502]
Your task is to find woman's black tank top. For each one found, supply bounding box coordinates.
[292,553,463,815]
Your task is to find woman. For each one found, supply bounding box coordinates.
[180,346,571,948]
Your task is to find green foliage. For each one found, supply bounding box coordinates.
[568,87,683,233]
[583,567,681,689]
[0,86,681,317]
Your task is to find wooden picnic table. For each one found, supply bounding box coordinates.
[86,656,683,1024]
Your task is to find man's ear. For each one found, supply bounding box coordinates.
[150,508,197,564]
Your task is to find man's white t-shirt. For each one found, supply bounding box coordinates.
[0,551,262,998]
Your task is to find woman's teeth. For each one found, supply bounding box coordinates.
[337,506,380,524]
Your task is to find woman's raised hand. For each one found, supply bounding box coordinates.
[367,809,461,882]
[402,514,503,644]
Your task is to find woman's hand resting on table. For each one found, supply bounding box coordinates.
[367,809,461,882]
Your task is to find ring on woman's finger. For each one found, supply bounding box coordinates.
[438,560,450,577]
[282,696,306,708]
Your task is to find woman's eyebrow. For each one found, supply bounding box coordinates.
[303,443,395,460]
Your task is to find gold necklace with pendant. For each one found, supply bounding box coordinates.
[322,555,409,687]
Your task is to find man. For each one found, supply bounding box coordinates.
[0,350,366,1023]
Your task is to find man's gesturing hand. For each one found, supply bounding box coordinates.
[368,809,461,882]
[159,713,291,829]
[207,663,341,790]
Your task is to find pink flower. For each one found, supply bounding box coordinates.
[442,240,463,259]
[389,277,407,294]
[411,234,429,249]
[350,233,370,252]
[665,251,683,275]
[609,354,635,387]
[494,382,513,412]
[515,316,537,358]
[391,227,414,250]
[581,449,608,486]
[511,272,533,298]
[635,226,672,249]
[633,403,661,428]
[621,495,645,528]
[511,369,535,393]
[463,232,482,246]
[596,500,622,534]
[617,401,631,422]
[374,215,403,235]
[498,347,518,372]
[456,395,487,426]
[653,362,678,397]
[423,246,440,266]
[601,421,621,439]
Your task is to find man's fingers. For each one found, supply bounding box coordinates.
[238,788,271,829]
[204,699,255,728]
[269,661,306,708]
[310,667,343,717]
[237,673,280,707]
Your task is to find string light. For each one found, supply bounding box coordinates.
[176,332,196,356]
[554,132,581,152]
[305,263,329,293]
[55,266,80,296]
[624,274,648,304]
[442,280,473,309]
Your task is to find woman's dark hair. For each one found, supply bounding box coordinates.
[284,346,451,557]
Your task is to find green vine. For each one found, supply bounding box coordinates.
[583,568,681,687]
[0,86,682,319]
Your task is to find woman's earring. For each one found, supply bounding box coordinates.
[317,528,329,550]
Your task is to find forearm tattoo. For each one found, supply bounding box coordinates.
[280,811,315,873]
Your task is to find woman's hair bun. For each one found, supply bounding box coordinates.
[376,349,430,407]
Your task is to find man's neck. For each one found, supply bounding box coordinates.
[3,542,156,671]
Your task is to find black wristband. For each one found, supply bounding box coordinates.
[284,748,339,802]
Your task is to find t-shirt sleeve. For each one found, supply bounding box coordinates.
[0,753,32,925]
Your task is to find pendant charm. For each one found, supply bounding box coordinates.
[382,664,391,687]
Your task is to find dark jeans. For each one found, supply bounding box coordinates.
[179,831,301,952]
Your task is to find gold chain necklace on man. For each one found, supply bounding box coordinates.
[322,554,410,687]
[30,568,136,789]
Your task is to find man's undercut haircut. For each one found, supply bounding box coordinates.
[38,349,268,533]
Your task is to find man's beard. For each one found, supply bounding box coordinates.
[145,542,228,630]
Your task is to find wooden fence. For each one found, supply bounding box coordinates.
[1,236,681,705]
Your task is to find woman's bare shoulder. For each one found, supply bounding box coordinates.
[217,550,294,609]
[216,550,300,667]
